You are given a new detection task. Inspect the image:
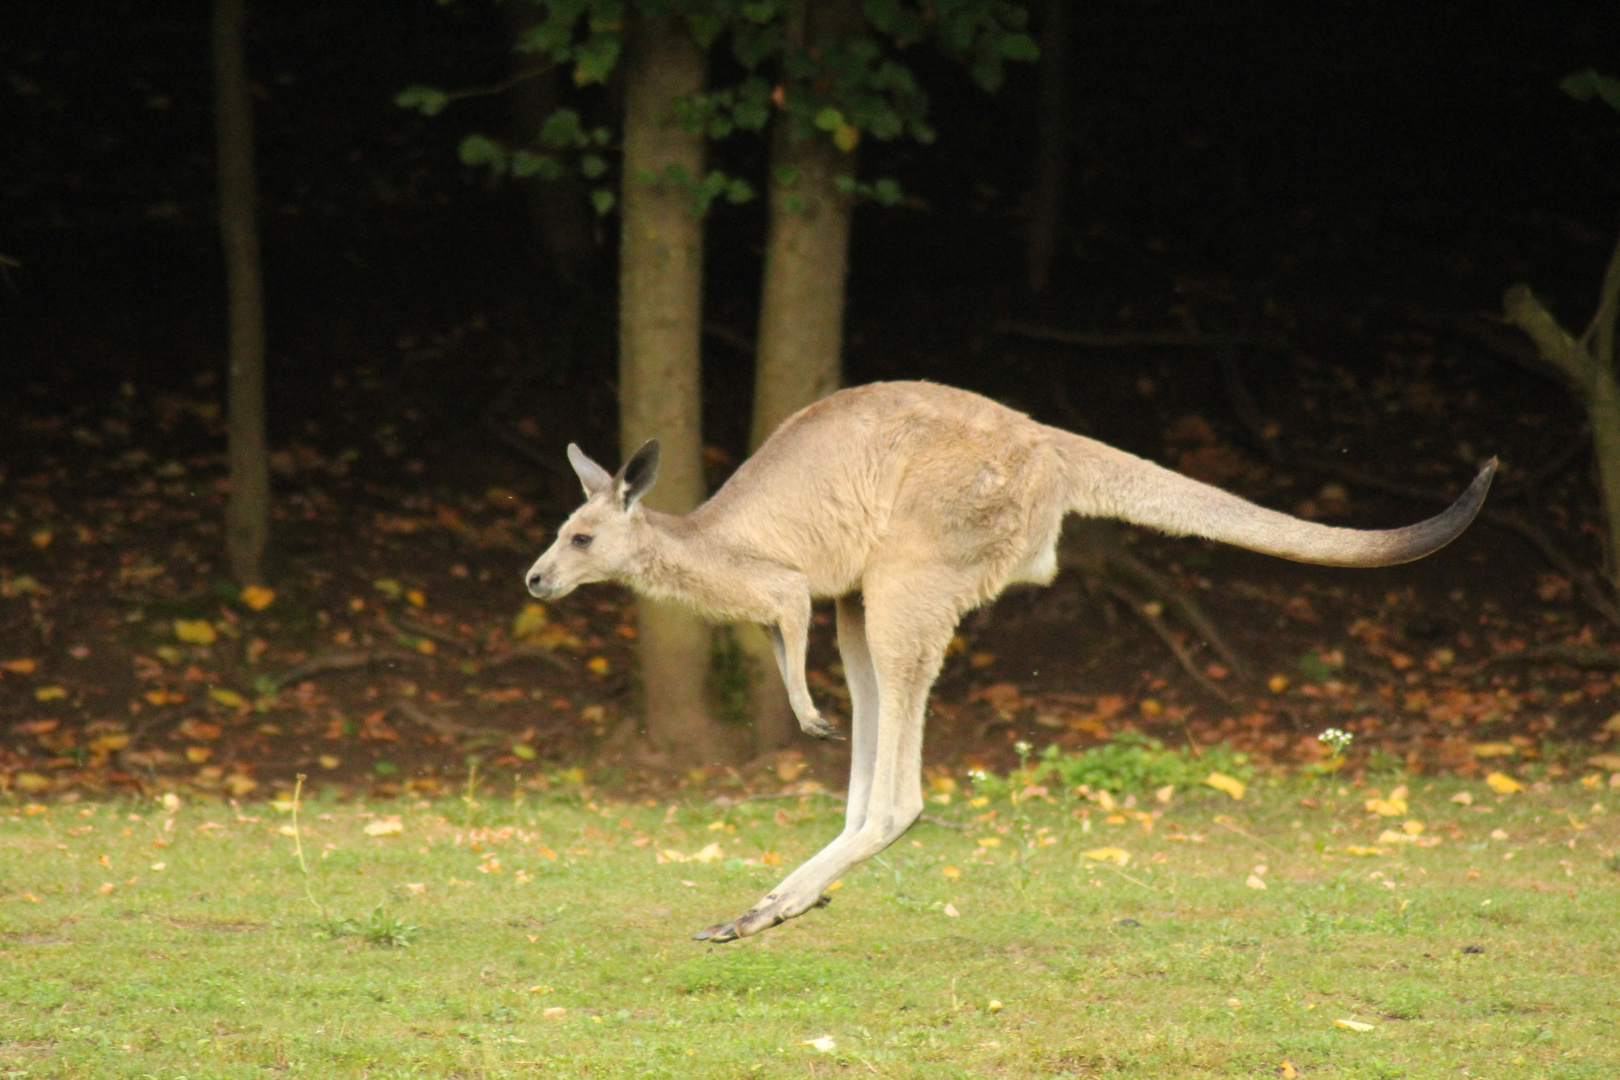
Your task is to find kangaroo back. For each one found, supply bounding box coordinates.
[1058,431,1495,567]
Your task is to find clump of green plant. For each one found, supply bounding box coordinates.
[1038,732,1250,794]
[966,731,1251,798]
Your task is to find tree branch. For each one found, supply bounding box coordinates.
[1503,283,1594,396]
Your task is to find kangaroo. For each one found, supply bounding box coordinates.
[524,380,1494,942]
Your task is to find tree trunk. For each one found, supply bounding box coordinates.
[504,3,596,290]
[213,0,271,587]
[1026,0,1070,293]
[741,0,859,754]
[1504,220,1620,587]
[618,14,733,766]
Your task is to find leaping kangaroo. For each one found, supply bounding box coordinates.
[523,380,1495,942]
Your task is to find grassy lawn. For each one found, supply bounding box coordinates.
[3,764,1619,1079]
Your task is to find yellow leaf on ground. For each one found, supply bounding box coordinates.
[1450,791,1474,805]
[1281,1060,1299,1079]
[1471,742,1517,758]
[692,842,723,862]
[174,620,216,645]
[208,687,247,709]
[1365,796,1406,816]
[1246,874,1267,889]
[1155,784,1175,804]
[239,586,275,611]
[1342,845,1386,856]
[185,746,212,764]
[804,1035,837,1052]
[1334,1018,1375,1032]
[1377,829,1417,845]
[942,865,961,878]
[223,774,257,797]
[34,685,67,701]
[364,818,403,836]
[587,656,611,675]
[1084,847,1131,865]
[14,772,52,793]
[1587,753,1620,771]
[1402,819,1424,835]
[1,658,38,674]
[1485,772,1523,795]
[1206,772,1245,800]
[943,902,960,917]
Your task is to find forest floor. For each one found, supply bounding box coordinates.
[5,281,1620,806]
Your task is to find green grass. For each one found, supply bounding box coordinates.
[3,770,1619,1079]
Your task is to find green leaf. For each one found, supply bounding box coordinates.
[457,134,508,176]
[572,35,621,85]
[724,177,756,203]
[813,106,845,132]
[869,177,903,206]
[395,85,449,117]
[999,32,1039,63]
[580,153,608,179]
[510,150,562,180]
[1561,69,1620,112]
[539,108,587,148]
[590,188,616,215]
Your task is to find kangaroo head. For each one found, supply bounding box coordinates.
[523,440,660,600]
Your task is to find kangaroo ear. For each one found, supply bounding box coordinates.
[615,439,660,511]
[567,444,613,497]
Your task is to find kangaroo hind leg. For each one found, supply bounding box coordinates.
[694,579,959,942]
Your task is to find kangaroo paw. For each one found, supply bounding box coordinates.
[798,712,843,741]
[693,894,833,943]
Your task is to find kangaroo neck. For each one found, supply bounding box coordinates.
[622,507,737,611]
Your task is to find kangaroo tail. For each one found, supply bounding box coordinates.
[1059,433,1495,568]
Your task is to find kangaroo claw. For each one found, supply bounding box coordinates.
[798,713,843,741]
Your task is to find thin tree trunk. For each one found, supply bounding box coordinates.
[504,3,595,289]
[618,14,733,765]
[1504,221,1620,587]
[742,0,858,754]
[213,0,270,586]
[1026,0,1070,293]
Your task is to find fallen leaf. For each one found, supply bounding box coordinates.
[986,999,1004,1012]
[1376,830,1417,845]
[174,620,217,645]
[803,1035,836,1053]
[184,746,212,764]
[1280,1060,1298,1079]
[1246,873,1267,889]
[1334,1018,1375,1032]
[34,685,67,701]
[1365,796,1406,816]
[943,903,960,917]
[15,772,52,793]
[1587,753,1620,771]
[692,842,723,862]
[1484,772,1523,795]
[239,586,275,611]
[364,818,404,836]
[208,687,247,709]
[1084,847,1131,866]
[222,774,257,797]
[1155,784,1175,805]
[586,656,611,675]
[1471,742,1518,758]
[1206,772,1246,800]
[1450,791,1474,805]
[1,657,38,674]
[942,865,961,878]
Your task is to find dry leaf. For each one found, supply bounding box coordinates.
[1206,772,1245,800]
[1084,847,1131,866]
[1586,753,1620,771]
[943,902,960,917]
[174,620,217,645]
[1,657,38,674]
[1245,874,1267,889]
[692,842,722,863]
[208,687,247,709]
[240,586,275,611]
[1484,772,1523,795]
[803,1035,836,1052]
[1155,784,1175,805]
[364,818,404,836]
[1450,791,1473,805]
[942,865,961,878]
[1334,1018,1374,1032]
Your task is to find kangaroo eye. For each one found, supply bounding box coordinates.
[570,533,593,549]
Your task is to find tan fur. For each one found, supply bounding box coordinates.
[524,381,1494,941]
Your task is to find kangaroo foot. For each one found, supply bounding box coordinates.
[797,712,844,741]
[693,893,832,943]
